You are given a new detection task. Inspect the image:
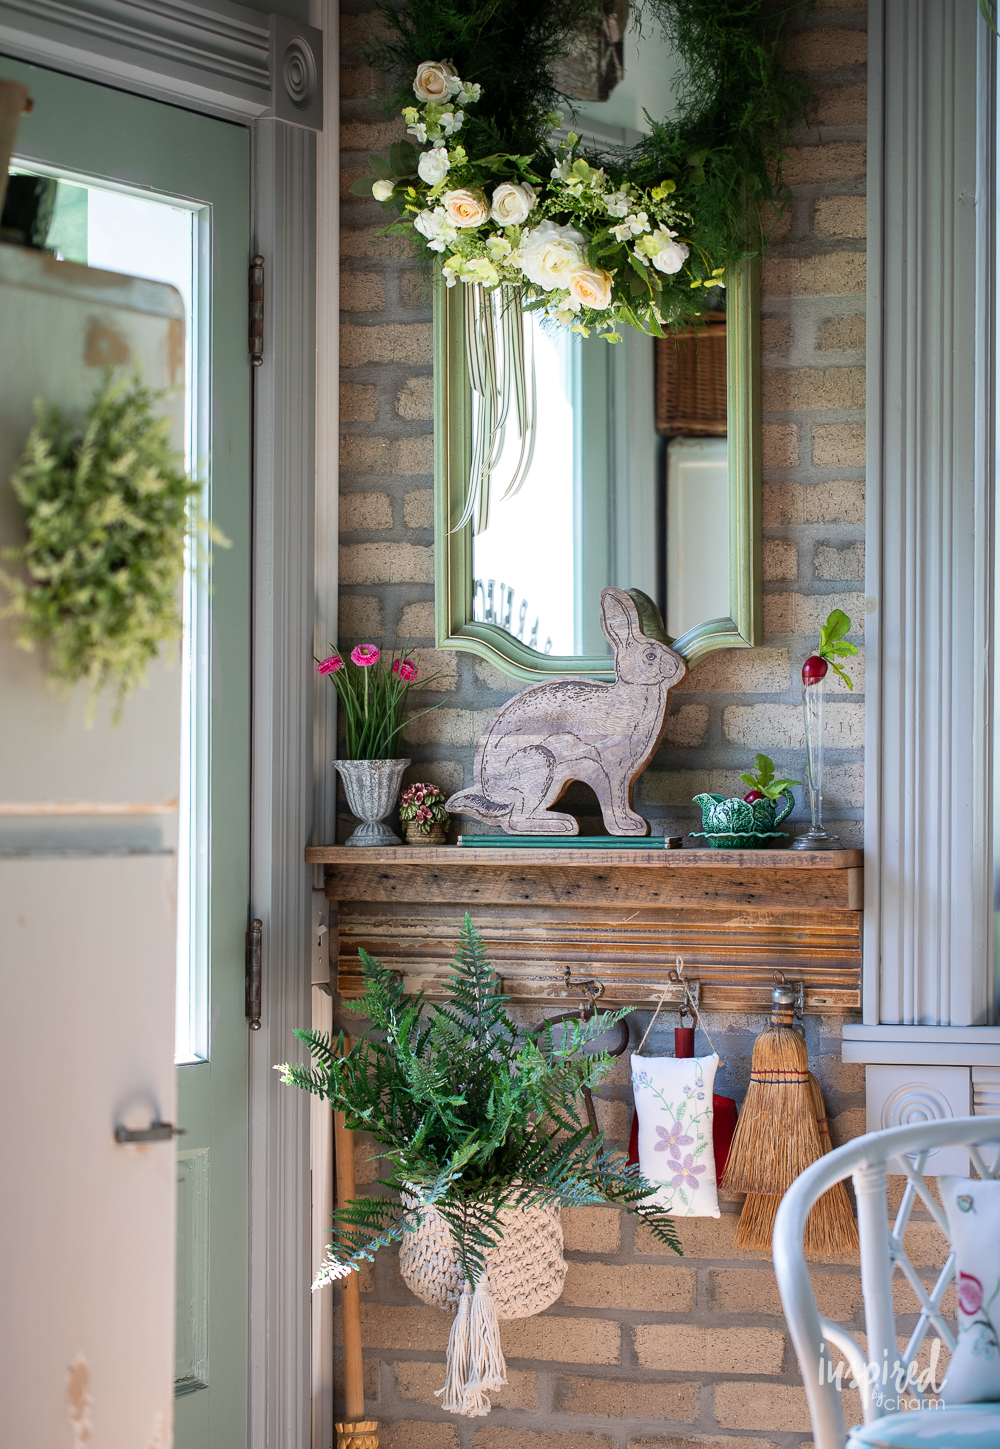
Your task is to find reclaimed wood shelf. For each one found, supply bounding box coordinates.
[306,846,863,1015]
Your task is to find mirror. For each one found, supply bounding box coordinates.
[433,35,762,682]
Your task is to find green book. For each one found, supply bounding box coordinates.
[457,834,682,850]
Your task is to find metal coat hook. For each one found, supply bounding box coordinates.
[773,970,805,1022]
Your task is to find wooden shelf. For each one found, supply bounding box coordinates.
[310,845,863,1015]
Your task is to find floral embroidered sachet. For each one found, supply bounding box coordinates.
[939,1177,1000,1404]
[631,1052,721,1218]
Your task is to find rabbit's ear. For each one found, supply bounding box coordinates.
[600,587,641,651]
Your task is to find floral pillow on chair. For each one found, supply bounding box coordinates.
[939,1176,1000,1404]
[631,1053,721,1218]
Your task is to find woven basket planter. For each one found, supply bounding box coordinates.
[399,1199,566,1318]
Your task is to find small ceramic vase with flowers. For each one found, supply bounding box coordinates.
[399,782,450,845]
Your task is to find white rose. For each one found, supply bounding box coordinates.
[413,206,457,252]
[443,188,488,228]
[569,267,613,310]
[651,238,690,274]
[413,60,460,104]
[490,181,537,227]
[372,179,394,201]
[517,220,587,291]
[417,147,450,186]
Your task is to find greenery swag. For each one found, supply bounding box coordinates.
[355,0,810,336]
[1,371,212,719]
[281,914,681,1289]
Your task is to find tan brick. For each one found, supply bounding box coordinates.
[397,376,434,420]
[815,542,864,581]
[711,1268,862,1322]
[341,272,386,312]
[340,434,391,474]
[634,1324,785,1376]
[555,1375,699,1420]
[340,11,394,45]
[339,1303,450,1351]
[403,488,434,528]
[474,656,516,691]
[394,1359,537,1411]
[397,601,436,639]
[812,423,866,467]
[340,62,383,99]
[664,704,709,747]
[402,759,464,796]
[340,164,371,201]
[762,424,798,469]
[501,1315,620,1365]
[680,648,790,693]
[474,1432,615,1449]
[351,1134,382,1184]
[640,768,759,808]
[341,225,412,260]
[401,269,433,308]
[340,382,378,422]
[823,762,865,810]
[762,590,864,637]
[784,142,866,186]
[339,595,383,638]
[637,1215,769,1261]
[395,435,434,474]
[715,1382,810,1433]
[814,80,867,125]
[340,542,434,586]
[399,646,457,689]
[561,1263,694,1312]
[762,367,865,412]
[827,1105,867,1150]
[723,702,864,751]
[761,202,792,244]
[763,253,866,297]
[340,118,407,151]
[760,317,792,352]
[812,1057,866,1095]
[379,1424,458,1449]
[355,1258,376,1294]
[900,1220,950,1267]
[816,315,866,352]
[403,707,492,748]
[764,538,798,582]
[342,323,433,366]
[629,1438,780,1449]
[594,1097,632,1142]
[763,481,864,525]
[785,28,868,71]
[340,491,392,531]
[561,1206,621,1254]
[814,196,867,239]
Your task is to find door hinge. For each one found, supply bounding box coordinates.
[249,255,264,367]
[246,917,263,1030]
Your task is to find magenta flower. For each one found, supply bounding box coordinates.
[654,1122,694,1158]
[393,658,419,682]
[317,653,344,675]
[669,1153,706,1191]
[350,644,381,667]
[959,1272,984,1316]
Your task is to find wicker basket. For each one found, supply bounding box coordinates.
[655,312,727,436]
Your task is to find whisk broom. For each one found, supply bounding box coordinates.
[721,983,857,1255]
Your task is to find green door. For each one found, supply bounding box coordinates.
[4,58,252,1447]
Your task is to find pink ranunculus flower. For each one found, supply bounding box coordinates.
[959,1272,984,1316]
[317,653,344,674]
[393,658,419,682]
[670,1153,706,1191]
[350,644,381,667]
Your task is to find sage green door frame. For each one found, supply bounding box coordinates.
[434,260,763,679]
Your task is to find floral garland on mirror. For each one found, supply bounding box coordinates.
[354,0,811,339]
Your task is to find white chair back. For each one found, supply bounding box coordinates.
[773,1114,1000,1449]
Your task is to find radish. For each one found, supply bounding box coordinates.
[802,654,828,684]
[743,790,765,803]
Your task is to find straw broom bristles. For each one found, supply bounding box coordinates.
[722,986,857,1255]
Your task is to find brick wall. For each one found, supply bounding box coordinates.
[336,1,877,1444]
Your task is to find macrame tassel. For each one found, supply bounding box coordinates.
[435,1277,509,1417]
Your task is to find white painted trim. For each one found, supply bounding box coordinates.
[248,115,317,1449]
[864,0,994,1029]
[311,0,339,848]
[0,0,323,127]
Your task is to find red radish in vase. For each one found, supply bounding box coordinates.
[801,654,828,685]
[791,610,859,850]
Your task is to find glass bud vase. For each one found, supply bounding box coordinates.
[790,677,839,850]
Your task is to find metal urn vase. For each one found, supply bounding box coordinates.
[334,758,410,846]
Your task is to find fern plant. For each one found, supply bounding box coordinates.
[280,914,681,1288]
[1,369,216,720]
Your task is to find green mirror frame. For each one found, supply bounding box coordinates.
[433,261,762,681]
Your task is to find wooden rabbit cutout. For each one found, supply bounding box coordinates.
[446,587,686,835]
